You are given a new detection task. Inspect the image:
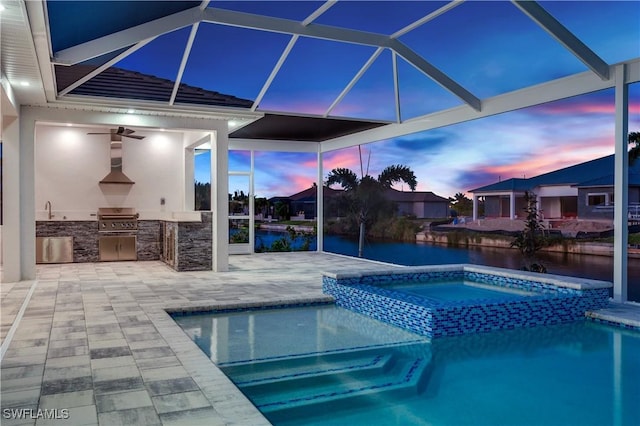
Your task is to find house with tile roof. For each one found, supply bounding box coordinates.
[272,186,449,220]
[469,155,640,222]
[383,189,450,219]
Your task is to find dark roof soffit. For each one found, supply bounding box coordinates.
[229,113,388,142]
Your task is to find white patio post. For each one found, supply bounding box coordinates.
[472,195,478,221]
[316,147,324,252]
[509,193,516,219]
[613,64,628,302]
[211,129,229,272]
[536,195,543,219]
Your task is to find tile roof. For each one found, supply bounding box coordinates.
[55,65,254,107]
[55,65,387,141]
[469,178,531,193]
[470,155,640,193]
[383,188,449,203]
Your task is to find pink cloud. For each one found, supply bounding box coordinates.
[482,140,613,179]
[534,99,640,116]
[323,148,360,171]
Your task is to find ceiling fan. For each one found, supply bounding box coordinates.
[87,126,145,140]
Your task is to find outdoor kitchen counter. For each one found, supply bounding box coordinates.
[35,213,211,268]
[36,219,162,263]
[160,212,212,272]
[36,220,99,262]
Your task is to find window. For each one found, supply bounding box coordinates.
[586,193,610,206]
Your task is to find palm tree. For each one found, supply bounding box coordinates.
[630,131,640,164]
[326,164,417,257]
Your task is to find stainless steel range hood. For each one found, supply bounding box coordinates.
[100,138,134,185]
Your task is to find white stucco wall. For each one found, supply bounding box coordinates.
[536,185,576,197]
[35,125,185,220]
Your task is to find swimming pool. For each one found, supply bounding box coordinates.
[173,304,640,426]
[323,264,612,337]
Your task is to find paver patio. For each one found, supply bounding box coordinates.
[1,252,397,426]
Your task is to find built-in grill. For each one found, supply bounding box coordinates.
[97,207,138,261]
[98,207,138,232]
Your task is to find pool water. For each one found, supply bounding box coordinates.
[173,305,640,426]
[383,280,536,302]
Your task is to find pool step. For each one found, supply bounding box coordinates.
[243,353,430,414]
[225,352,394,388]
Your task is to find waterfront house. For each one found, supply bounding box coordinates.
[469,155,640,222]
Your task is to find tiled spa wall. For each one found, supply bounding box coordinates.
[322,268,610,338]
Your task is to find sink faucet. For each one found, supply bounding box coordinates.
[45,200,54,220]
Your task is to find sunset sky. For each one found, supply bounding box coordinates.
[96,0,639,199]
[200,84,640,199]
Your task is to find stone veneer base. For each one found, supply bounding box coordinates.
[322,264,612,338]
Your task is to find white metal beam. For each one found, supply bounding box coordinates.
[229,138,320,153]
[24,0,54,102]
[391,39,481,111]
[302,1,338,26]
[613,64,628,302]
[321,57,640,152]
[391,0,464,39]
[325,47,384,117]
[252,35,299,112]
[47,93,262,121]
[52,6,204,65]
[59,40,155,97]
[392,51,401,123]
[512,0,610,80]
[170,23,200,105]
[203,7,392,48]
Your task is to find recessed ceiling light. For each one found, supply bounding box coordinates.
[159,128,166,132]
[0,4,6,13]
[127,109,135,114]
[66,123,73,127]
[19,81,30,87]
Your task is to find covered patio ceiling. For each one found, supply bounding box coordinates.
[2,0,639,144]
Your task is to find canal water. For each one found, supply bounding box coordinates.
[254,230,640,302]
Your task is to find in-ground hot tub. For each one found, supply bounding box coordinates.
[322,264,612,338]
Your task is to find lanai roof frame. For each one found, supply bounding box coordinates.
[2,0,639,301]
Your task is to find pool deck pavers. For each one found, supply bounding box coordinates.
[1,253,396,426]
[1,252,638,425]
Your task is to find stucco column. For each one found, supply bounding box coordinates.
[509,193,516,220]
[19,109,37,280]
[2,115,22,282]
[184,147,195,211]
[613,64,628,302]
[472,195,478,221]
[211,129,229,272]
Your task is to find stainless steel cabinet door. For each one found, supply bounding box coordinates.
[99,236,120,261]
[118,236,137,261]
